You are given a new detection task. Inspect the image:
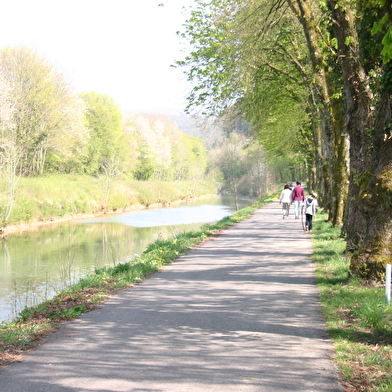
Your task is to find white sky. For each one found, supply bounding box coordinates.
[0,0,195,115]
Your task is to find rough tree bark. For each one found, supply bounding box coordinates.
[330,0,392,280]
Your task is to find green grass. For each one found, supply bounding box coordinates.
[0,322,53,349]
[0,175,217,226]
[312,214,392,392]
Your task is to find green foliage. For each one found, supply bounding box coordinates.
[179,133,208,179]
[0,321,50,348]
[0,46,87,176]
[132,156,155,181]
[125,114,209,182]
[359,0,392,70]
[372,13,389,35]
[46,305,87,320]
[368,0,392,64]
[178,0,392,283]
[381,27,392,63]
[10,198,38,223]
[18,304,49,321]
[176,0,311,180]
[175,0,244,114]
[214,133,246,189]
[80,92,130,175]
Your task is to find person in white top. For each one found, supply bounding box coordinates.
[279,184,293,219]
[304,191,318,232]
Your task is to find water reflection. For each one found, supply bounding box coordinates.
[0,195,251,323]
[80,204,231,227]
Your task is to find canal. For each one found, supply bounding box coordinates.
[0,194,252,323]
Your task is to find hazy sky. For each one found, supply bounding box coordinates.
[0,0,195,115]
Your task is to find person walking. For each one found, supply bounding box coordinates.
[305,191,318,232]
[291,181,305,219]
[279,184,293,219]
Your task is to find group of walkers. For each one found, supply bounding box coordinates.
[278,181,318,232]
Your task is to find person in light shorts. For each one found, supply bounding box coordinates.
[279,184,293,219]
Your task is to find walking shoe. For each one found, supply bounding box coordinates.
[305,226,308,231]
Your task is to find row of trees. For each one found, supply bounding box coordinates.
[195,116,285,202]
[0,46,209,182]
[0,46,279,224]
[176,0,392,281]
[0,47,213,221]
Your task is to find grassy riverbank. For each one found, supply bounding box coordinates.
[312,215,392,392]
[0,174,217,228]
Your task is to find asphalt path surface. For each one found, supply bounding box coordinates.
[0,201,344,391]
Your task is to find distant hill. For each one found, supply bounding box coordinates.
[169,113,198,136]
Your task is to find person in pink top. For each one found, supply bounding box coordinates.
[291,181,305,219]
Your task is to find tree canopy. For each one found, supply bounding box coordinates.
[176,0,392,281]
[0,46,88,176]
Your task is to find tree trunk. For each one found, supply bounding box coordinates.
[350,79,392,280]
[330,98,349,226]
[329,1,392,280]
[287,0,348,225]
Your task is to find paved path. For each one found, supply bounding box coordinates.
[0,202,344,391]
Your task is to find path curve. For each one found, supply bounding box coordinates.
[0,201,344,391]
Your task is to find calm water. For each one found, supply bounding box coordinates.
[0,194,251,323]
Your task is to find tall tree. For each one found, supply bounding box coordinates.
[0,47,88,175]
[328,0,392,280]
[216,133,247,209]
[125,114,171,180]
[178,0,392,280]
[176,0,349,225]
[124,113,208,182]
[80,92,129,175]
[282,0,349,226]
[0,70,20,224]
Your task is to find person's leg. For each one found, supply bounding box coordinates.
[305,214,311,231]
[294,200,300,218]
[308,215,313,231]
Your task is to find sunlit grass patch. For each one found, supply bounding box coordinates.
[0,175,218,226]
[0,321,52,349]
[312,214,392,391]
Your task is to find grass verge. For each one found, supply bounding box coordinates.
[0,192,277,370]
[312,214,392,392]
[0,174,217,227]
